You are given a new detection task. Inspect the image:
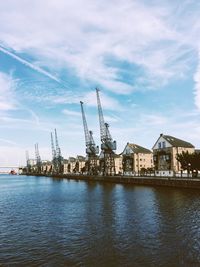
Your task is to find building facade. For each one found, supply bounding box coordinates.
[67,157,76,173]
[152,134,195,176]
[41,160,52,174]
[114,154,123,175]
[63,159,69,174]
[98,151,123,175]
[75,155,86,173]
[122,143,153,175]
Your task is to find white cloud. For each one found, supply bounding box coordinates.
[52,92,80,105]
[104,115,119,123]
[0,0,198,94]
[0,145,51,167]
[194,49,200,110]
[0,45,61,83]
[139,114,168,126]
[62,109,80,117]
[0,72,16,110]
[22,88,122,111]
[0,146,24,166]
[82,91,122,110]
[1,0,200,165]
[0,138,17,146]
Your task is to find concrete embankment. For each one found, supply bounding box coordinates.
[23,173,200,189]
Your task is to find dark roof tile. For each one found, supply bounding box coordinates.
[163,135,194,148]
[128,143,152,154]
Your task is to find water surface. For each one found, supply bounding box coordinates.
[0,174,200,266]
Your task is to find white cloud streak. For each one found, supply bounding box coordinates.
[0,0,200,165]
[0,138,18,146]
[0,0,198,94]
[0,45,61,83]
[0,72,16,111]
[62,109,81,117]
[194,49,200,110]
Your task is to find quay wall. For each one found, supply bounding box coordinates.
[22,173,200,189]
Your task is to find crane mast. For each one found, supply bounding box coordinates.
[35,143,41,174]
[80,101,91,146]
[51,132,56,159]
[96,88,116,176]
[51,132,56,174]
[54,129,64,174]
[80,101,99,175]
[26,150,29,166]
[55,129,61,158]
[26,150,31,173]
[89,130,95,148]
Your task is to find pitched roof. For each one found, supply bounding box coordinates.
[127,143,152,154]
[76,155,85,161]
[114,153,122,158]
[68,157,76,162]
[163,135,194,148]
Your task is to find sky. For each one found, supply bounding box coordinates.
[0,0,200,166]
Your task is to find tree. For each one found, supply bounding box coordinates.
[190,152,200,177]
[140,167,147,176]
[176,151,191,171]
[176,151,200,177]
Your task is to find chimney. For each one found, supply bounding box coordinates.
[160,133,163,137]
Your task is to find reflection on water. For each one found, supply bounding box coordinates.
[0,174,200,266]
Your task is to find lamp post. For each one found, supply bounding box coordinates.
[188,163,191,178]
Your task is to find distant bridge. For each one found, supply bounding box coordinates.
[0,166,20,174]
[0,166,19,168]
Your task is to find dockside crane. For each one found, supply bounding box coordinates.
[54,128,64,174]
[80,101,99,175]
[50,132,56,174]
[35,143,42,174]
[26,150,31,173]
[96,88,116,175]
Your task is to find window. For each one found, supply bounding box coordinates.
[158,142,161,148]
[162,141,166,148]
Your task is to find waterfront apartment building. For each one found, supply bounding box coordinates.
[27,159,36,167]
[75,155,86,173]
[122,143,153,175]
[152,133,195,176]
[63,156,86,174]
[114,154,123,175]
[66,157,76,173]
[98,152,123,175]
[63,159,69,174]
[41,160,52,174]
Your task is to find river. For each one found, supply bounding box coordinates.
[0,174,200,266]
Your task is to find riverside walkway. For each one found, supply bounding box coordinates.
[22,173,200,189]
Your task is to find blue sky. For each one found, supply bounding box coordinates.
[0,0,200,166]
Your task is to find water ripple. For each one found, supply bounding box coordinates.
[0,175,200,266]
